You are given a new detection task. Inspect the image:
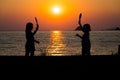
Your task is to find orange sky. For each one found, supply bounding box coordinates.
[0,0,120,30]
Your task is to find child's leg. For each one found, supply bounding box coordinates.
[25,50,29,56]
[30,51,34,56]
[82,48,86,56]
[86,52,90,56]
[87,47,91,56]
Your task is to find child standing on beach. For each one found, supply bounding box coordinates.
[25,17,39,56]
[76,13,91,56]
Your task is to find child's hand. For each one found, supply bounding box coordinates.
[76,34,82,39]
[76,34,79,37]
[36,41,40,44]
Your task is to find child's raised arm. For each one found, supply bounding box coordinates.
[33,17,39,35]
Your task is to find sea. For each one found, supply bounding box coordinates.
[0,31,120,56]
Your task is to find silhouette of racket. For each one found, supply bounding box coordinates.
[78,13,82,25]
[35,17,38,24]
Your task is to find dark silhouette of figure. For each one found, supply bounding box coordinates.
[76,13,91,56]
[25,17,39,56]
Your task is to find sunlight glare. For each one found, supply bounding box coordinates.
[53,7,60,14]
[54,30,60,34]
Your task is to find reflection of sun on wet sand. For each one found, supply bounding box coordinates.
[47,31,67,56]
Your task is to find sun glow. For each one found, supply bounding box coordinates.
[53,7,61,14]
[53,30,60,34]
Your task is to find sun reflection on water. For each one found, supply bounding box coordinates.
[46,31,67,56]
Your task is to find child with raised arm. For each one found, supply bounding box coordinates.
[76,13,91,56]
[25,17,39,56]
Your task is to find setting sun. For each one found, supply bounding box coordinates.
[53,7,60,14]
[0,0,120,31]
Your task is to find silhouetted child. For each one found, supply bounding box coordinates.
[25,17,39,56]
[76,13,91,56]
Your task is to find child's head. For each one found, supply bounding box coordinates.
[26,22,33,32]
[83,24,91,33]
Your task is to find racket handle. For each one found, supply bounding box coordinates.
[35,17,38,24]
